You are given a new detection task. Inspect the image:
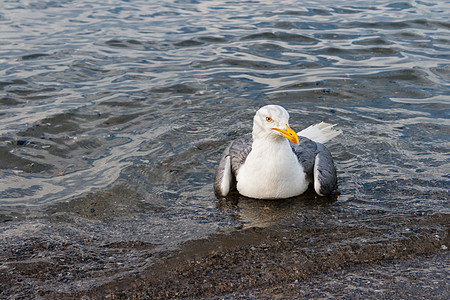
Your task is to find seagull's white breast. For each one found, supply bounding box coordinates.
[236,140,309,199]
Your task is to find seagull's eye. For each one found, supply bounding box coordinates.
[265,117,272,122]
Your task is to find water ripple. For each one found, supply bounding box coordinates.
[0,0,449,295]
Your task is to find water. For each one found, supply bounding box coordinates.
[0,0,449,297]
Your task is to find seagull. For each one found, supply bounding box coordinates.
[214,105,342,199]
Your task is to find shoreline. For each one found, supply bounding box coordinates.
[11,218,444,299]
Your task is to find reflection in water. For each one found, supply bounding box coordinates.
[0,0,448,297]
[217,190,338,229]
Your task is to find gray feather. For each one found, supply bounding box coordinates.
[313,143,337,196]
[292,137,337,196]
[291,136,317,180]
[229,134,252,176]
[214,134,252,196]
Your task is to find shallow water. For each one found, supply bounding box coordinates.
[0,0,449,297]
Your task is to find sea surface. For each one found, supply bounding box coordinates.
[0,0,448,298]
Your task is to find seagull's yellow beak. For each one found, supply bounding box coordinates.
[272,125,299,145]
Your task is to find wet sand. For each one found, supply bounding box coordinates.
[2,214,447,299]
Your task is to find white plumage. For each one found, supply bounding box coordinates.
[298,122,342,144]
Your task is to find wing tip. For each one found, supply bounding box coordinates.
[313,152,338,196]
[214,155,232,196]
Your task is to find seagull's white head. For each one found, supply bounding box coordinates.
[252,105,299,145]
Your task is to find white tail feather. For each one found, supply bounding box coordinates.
[298,122,342,143]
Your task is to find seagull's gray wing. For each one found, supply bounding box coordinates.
[313,143,337,196]
[291,136,317,182]
[214,134,252,196]
[291,137,337,196]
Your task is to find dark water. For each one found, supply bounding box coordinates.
[0,0,449,298]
